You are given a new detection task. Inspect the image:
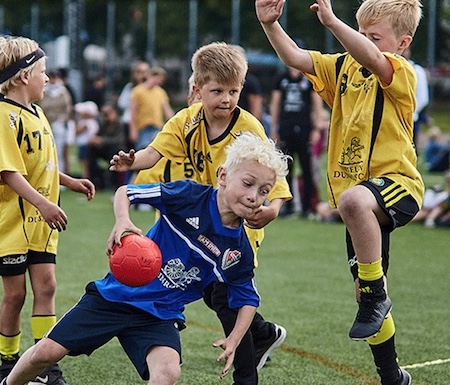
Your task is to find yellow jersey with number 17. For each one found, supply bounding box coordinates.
[0,98,60,257]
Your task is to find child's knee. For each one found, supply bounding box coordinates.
[28,341,61,367]
[149,361,181,384]
[338,186,371,216]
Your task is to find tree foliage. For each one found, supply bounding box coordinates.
[0,1,443,69]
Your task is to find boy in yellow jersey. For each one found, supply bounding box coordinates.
[256,0,424,384]
[0,36,95,385]
[134,75,198,186]
[111,42,292,385]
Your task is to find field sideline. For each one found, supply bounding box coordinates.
[4,188,448,385]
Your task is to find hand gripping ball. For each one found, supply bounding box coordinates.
[110,234,162,287]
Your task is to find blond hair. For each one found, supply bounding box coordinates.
[222,133,290,181]
[356,0,422,38]
[191,42,247,88]
[0,36,42,94]
[149,66,166,77]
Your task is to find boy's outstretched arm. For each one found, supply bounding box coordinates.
[310,0,399,85]
[256,0,315,74]
[106,185,142,255]
[109,146,163,173]
[59,173,95,200]
[213,305,257,379]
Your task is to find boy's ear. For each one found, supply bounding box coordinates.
[399,35,413,51]
[217,166,227,186]
[19,70,29,84]
[193,84,201,99]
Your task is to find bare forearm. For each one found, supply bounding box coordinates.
[228,306,257,346]
[325,18,384,71]
[1,171,48,209]
[130,146,162,171]
[261,22,315,73]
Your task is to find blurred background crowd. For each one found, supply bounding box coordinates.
[1,0,449,228]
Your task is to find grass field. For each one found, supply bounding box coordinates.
[4,107,450,384]
[8,183,449,385]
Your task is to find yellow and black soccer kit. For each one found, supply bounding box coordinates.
[306,52,424,277]
[0,97,60,275]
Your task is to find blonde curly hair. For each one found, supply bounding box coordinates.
[222,132,290,181]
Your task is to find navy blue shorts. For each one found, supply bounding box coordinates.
[346,177,420,280]
[48,282,182,380]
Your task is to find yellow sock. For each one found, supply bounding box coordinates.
[31,315,56,342]
[358,259,383,282]
[368,313,396,345]
[0,332,20,359]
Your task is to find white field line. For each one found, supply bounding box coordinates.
[402,358,450,369]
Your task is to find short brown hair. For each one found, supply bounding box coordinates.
[191,42,247,88]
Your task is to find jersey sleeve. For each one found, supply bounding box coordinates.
[127,180,211,214]
[268,178,292,201]
[305,51,344,109]
[379,53,416,109]
[226,279,260,309]
[151,109,191,163]
[0,111,27,176]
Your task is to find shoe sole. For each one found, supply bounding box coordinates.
[349,307,392,341]
[400,368,412,385]
[256,325,287,371]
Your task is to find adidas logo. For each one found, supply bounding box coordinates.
[186,217,199,229]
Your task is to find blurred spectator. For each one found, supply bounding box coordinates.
[130,7,147,61]
[84,74,107,109]
[58,67,78,104]
[129,66,174,150]
[424,126,450,172]
[233,46,264,122]
[403,47,430,150]
[38,69,73,174]
[315,201,342,223]
[311,107,330,193]
[421,171,450,228]
[117,61,150,150]
[239,71,263,122]
[87,104,125,190]
[413,183,448,223]
[74,101,99,178]
[270,65,324,217]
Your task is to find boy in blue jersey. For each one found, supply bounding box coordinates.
[112,42,291,384]
[1,133,290,385]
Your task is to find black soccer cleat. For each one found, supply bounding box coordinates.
[255,323,287,371]
[349,295,392,340]
[0,355,19,382]
[398,368,411,385]
[28,364,68,385]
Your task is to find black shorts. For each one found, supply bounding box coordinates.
[347,177,420,280]
[0,250,56,276]
[48,282,182,381]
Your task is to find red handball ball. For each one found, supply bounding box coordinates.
[110,234,162,287]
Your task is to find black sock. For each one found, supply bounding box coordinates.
[359,277,386,300]
[370,335,401,385]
